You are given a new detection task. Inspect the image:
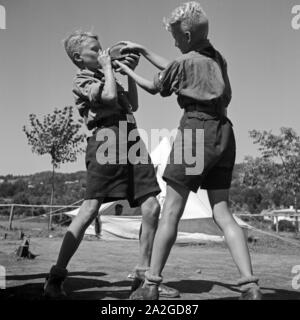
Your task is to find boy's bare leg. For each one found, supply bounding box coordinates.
[44,199,102,298]
[148,184,189,277]
[137,195,160,268]
[130,183,189,300]
[131,192,182,298]
[207,189,261,299]
[207,189,252,277]
[56,199,103,268]
[131,195,159,289]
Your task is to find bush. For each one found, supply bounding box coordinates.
[272,219,296,232]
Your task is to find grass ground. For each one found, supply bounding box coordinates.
[0,218,300,300]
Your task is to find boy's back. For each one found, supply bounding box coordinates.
[154,40,231,116]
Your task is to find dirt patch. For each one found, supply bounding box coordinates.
[0,235,300,300]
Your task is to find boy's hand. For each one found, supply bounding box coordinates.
[97,49,112,69]
[114,60,131,75]
[123,53,140,70]
[115,54,140,75]
[117,41,145,54]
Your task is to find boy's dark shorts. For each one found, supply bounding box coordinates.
[85,121,161,207]
[163,111,236,192]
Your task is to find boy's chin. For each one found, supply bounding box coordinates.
[179,48,189,54]
[88,64,101,71]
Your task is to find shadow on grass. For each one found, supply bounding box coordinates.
[6,271,107,281]
[257,287,300,300]
[2,275,300,300]
[165,279,239,294]
[165,279,300,300]
[0,271,131,300]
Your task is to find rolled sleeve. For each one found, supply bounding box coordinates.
[153,61,181,97]
[73,77,104,103]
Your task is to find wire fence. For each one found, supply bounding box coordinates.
[0,200,83,230]
[0,202,299,246]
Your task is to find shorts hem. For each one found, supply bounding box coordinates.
[84,192,127,201]
[201,183,232,190]
[163,176,232,192]
[134,187,161,202]
[162,176,196,193]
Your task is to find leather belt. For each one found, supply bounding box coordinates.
[184,104,225,117]
[92,114,136,133]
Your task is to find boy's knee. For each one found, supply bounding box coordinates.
[83,200,100,214]
[150,198,160,215]
[163,196,184,218]
[142,197,160,222]
[213,209,237,229]
[78,200,100,224]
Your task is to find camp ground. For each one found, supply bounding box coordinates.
[65,137,250,243]
[1,0,300,303]
[1,137,300,301]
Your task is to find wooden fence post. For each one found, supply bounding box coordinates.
[8,205,15,230]
[275,216,279,233]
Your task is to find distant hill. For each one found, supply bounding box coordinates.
[0,170,143,217]
[0,162,298,217]
[0,171,87,216]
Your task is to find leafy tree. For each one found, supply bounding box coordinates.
[243,188,263,214]
[244,128,300,231]
[249,128,300,207]
[23,106,86,229]
[12,192,31,216]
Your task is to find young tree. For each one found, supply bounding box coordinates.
[23,106,86,229]
[244,128,300,232]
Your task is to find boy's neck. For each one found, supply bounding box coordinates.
[189,38,211,52]
[82,66,103,75]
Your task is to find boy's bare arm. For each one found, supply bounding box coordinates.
[118,41,170,70]
[127,76,139,111]
[115,61,159,95]
[98,50,118,105]
[121,53,140,111]
[142,48,170,70]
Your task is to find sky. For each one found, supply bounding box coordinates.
[0,0,299,175]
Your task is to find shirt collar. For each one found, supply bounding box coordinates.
[77,68,104,80]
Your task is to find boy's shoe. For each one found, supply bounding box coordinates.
[158,284,180,298]
[131,276,143,292]
[239,287,263,300]
[129,283,159,300]
[43,265,68,299]
[130,268,180,298]
[237,276,262,300]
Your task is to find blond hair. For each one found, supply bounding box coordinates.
[164,2,209,39]
[63,30,99,67]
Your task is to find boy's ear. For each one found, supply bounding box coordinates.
[73,52,82,65]
[185,31,192,44]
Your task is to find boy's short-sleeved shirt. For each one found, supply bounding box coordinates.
[153,41,236,191]
[73,69,161,205]
[153,40,231,113]
[73,69,133,130]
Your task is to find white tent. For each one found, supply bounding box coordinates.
[66,137,250,242]
[149,137,249,239]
